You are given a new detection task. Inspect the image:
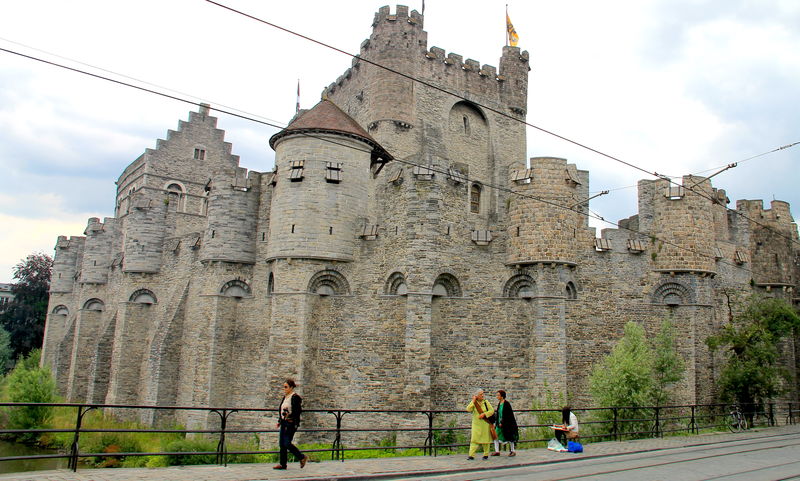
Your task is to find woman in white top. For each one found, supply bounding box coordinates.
[554,405,579,446]
[273,379,308,470]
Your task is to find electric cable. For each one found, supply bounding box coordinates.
[0,44,767,274]
[201,0,800,247]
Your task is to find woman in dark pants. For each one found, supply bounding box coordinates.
[273,378,308,470]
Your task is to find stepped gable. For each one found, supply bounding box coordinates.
[269,99,393,163]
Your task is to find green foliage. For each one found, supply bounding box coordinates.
[84,432,143,468]
[651,320,686,406]
[0,327,13,375]
[1,350,57,443]
[528,383,564,442]
[164,437,218,466]
[589,321,686,438]
[0,253,53,360]
[706,296,800,411]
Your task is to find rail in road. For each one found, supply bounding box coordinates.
[406,430,800,480]
[1,425,799,481]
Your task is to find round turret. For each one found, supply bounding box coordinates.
[266,100,391,262]
[506,157,586,266]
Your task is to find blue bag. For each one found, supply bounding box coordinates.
[567,441,583,453]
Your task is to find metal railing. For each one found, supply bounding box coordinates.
[0,401,797,472]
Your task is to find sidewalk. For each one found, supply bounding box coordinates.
[2,425,798,481]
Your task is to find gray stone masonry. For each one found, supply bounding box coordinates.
[43,5,800,433]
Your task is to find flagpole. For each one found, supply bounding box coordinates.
[505,5,509,46]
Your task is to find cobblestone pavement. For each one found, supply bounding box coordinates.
[3,425,798,481]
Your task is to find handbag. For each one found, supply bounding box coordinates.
[474,399,498,439]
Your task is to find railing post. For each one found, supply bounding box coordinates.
[612,407,619,441]
[689,405,697,434]
[790,403,795,425]
[654,407,661,438]
[68,405,96,472]
[768,403,775,427]
[212,408,238,467]
[424,411,434,457]
[329,410,346,462]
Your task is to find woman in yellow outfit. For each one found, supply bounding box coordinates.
[466,389,495,460]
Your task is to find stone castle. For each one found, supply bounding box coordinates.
[43,5,799,428]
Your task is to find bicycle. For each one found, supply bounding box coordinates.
[727,405,748,433]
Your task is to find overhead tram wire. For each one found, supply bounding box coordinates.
[201,0,800,248]
[0,45,755,275]
[591,141,800,195]
[0,36,286,128]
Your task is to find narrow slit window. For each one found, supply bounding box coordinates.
[470,184,482,213]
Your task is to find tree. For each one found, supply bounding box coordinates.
[0,252,53,360]
[651,320,685,407]
[706,296,800,417]
[0,327,13,375]
[589,320,686,437]
[589,322,655,435]
[1,350,57,443]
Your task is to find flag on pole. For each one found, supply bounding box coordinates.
[506,10,519,47]
[296,79,301,114]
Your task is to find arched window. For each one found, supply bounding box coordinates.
[432,273,462,297]
[166,183,185,212]
[385,272,408,296]
[308,270,350,296]
[220,279,251,298]
[83,298,105,311]
[470,184,482,213]
[565,282,578,300]
[267,273,275,295]
[503,275,535,298]
[652,282,693,306]
[52,305,69,316]
[129,288,157,304]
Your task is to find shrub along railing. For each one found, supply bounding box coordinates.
[0,401,798,472]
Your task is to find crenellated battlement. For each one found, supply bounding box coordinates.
[372,5,423,28]
[738,199,796,225]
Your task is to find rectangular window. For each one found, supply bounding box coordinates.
[664,185,685,199]
[511,168,533,183]
[412,165,434,180]
[595,238,612,251]
[194,148,206,160]
[471,230,492,245]
[447,168,467,184]
[627,239,645,253]
[326,162,343,183]
[289,160,304,181]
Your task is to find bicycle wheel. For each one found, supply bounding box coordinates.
[728,413,743,432]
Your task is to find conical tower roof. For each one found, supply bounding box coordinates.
[269,100,393,164]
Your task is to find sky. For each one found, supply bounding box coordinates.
[0,0,798,282]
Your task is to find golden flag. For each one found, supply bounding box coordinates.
[506,13,519,47]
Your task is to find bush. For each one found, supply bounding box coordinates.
[83,432,143,468]
[1,350,57,443]
[164,437,218,466]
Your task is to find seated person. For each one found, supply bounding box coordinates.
[552,405,579,445]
